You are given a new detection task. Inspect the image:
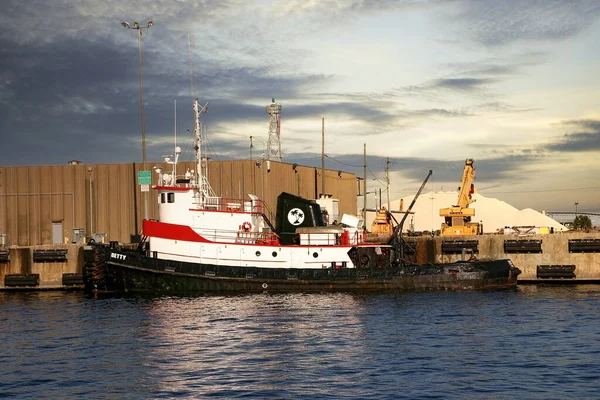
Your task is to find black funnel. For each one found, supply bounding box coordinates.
[275,192,325,244]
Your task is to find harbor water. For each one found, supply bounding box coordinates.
[1,286,600,399]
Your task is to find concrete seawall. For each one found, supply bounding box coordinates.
[0,244,83,289]
[0,233,598,289]
[408,233,600,281]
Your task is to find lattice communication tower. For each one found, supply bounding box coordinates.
[265,98,282,161]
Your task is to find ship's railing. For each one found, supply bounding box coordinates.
[192,196,265,214]
[169,173,215,197]
[296,229,365,246]
[351,230,366,245]
[196,226,366,246]
[235,231,280,245]
[196,227,279,245]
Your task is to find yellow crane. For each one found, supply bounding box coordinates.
[439,158,482,236]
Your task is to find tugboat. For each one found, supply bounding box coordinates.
[83,100,520,294]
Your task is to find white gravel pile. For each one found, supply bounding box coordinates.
[380,191,568,233]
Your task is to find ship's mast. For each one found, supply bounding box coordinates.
[193,99,215,198]
[193,100,202,185]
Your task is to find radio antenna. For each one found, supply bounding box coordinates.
[188,33,194,99]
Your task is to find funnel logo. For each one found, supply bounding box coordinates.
[287,208,305,225]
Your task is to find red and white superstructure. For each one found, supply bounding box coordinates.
[142,100,368,270]
[83,99,520,294]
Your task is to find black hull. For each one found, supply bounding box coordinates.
[83,246,520,295]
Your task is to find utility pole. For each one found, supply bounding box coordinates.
[321,118,325,197]
[88,167,93,235]
[250,136,255,194]
[122,20,154,221]
[386,157,390,210]
[363,143,367,223]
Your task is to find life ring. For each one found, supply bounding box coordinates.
[241,222,252,232]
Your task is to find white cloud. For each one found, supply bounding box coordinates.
[1,0,599,210]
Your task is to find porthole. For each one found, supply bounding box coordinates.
[272,251,278,257]
[312,252,319,258]
[255,251,261,257]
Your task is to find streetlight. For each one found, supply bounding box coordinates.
[87,167,94,236]
[250,136,255,194]
[122,20,153,221]
[574,202,579,216]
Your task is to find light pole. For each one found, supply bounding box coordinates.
[250,136,255,194]
[122,20,153,221]
[430,194,435,234]
[87,167,94,236]
[574,202,579,217]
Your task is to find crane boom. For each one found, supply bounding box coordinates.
[454,158,475,208]
[439,158,482,236]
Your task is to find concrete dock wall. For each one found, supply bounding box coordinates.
[0,233,598,289]
[407,232,600,281]
[0,244,82,288]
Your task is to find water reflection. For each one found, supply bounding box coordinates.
[518,283,600,297]
[134,293,369,397]
[2,287,600,399]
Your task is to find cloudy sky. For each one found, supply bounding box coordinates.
[1,0,599,213]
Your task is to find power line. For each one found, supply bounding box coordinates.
[324,153,386,184]
[324,154,362,168]
[315,171,358,181]
[367,165,385,185]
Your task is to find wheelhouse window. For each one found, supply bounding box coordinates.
[161,193,166,203]
[167,193,175,203]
